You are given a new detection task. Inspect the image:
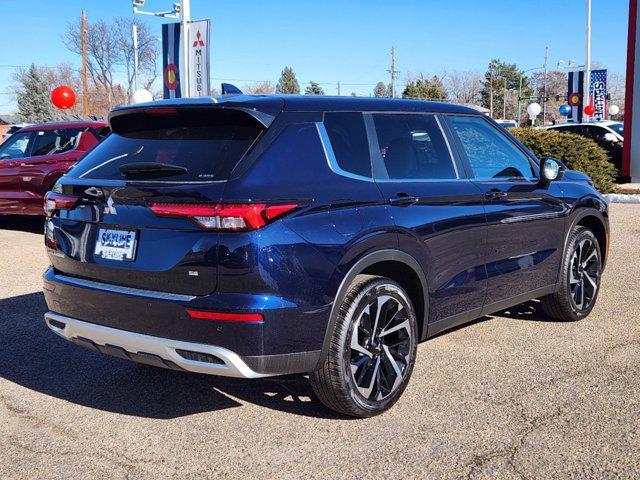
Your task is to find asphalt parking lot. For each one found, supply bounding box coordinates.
[1,205,639,479]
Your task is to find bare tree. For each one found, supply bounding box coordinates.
[243,81,275,94]
[63,17,120,108]
[608,72,625,119]
[529,70,567,123]
[446,70,482,105]
[63,15,158,108]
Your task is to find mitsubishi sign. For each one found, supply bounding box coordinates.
[187,19,211,97]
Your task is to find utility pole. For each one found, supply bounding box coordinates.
[387,47,399,98]
[543,45,549,124]
[81,10,89,118]
[337,81,341,96]
[585,0,592,120]
[132,23,139,92]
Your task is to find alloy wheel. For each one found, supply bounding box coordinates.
[569,238,600,312]
[349,293,413,402]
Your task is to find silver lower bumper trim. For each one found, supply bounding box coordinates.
[44,312,270,379]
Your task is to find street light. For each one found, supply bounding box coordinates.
[132,0,190,96]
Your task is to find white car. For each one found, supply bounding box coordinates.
[538,120,624,143]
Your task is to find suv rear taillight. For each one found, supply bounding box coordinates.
[44,192,79,217]
[150,202,299,231]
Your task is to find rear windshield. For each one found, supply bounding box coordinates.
[68,109,264,182]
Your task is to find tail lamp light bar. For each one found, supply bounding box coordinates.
[150,202,299,231]
[44,192,80,217]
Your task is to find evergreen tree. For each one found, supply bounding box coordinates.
[305,81,325,95]
[480,59,532,119]
[402,75,447,100]
[16,64,56,122]
[373,82,388,98]
[275,66,300,94]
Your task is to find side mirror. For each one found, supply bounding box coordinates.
[538,157,565,188]
[603,132,618,143]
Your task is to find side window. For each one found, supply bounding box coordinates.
[31,128,83,156]
[323,112,371,178]
[449,116,535,180]
[0,132,32,160]
[371,113,457,180]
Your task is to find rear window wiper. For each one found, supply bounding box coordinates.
[118,162,188,179]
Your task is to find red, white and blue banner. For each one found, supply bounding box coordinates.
[567,70,584,123]
[589,69,607,121]
[162,22,182,99]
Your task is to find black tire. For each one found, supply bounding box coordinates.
[310,275,418,418]
[540,226,602,321]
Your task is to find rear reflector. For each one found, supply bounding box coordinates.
[151,202,298,231]
[186,309,264,323]
[44,192,79,217]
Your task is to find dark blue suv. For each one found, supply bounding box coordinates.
[42,94,609,417]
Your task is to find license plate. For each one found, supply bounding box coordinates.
[94,228,138,261]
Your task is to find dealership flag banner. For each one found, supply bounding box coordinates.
[589,69,607,121]
[187,19,211,97]
[567,70,585,123]
[162,22,182,99]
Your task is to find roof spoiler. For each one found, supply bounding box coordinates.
[221,83,243,96]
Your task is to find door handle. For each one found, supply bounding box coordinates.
[388,194,419,206]
[485,190,508,200]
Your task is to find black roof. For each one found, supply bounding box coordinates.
[112,94,479,117]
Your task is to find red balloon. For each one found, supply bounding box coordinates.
[584,104,596,116]
[51,85,76,110]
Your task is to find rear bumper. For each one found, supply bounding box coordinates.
[43,267,324,375]
[45,311,270,378]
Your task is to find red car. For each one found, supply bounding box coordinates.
[0,120,108,215]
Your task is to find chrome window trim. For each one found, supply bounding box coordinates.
[315,121,375,182]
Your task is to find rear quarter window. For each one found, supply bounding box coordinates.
[323,112,372,178]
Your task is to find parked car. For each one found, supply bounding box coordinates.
[539,121,624,179]
[0,120,109,215]
[2,123,31,142]
[496,119,518,128]
[42,94,608,417]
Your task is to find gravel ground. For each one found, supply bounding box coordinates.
[0,206,638,479]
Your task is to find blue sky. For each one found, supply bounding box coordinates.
[0,0,630,112]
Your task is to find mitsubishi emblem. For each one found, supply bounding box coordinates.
[104,196,117,215]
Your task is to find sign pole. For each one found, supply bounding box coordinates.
[181,0,190,97]
[585,0,592,121]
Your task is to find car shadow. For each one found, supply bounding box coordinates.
[0,215,45,234]
[0,292,349,420]
[493,299,558,323]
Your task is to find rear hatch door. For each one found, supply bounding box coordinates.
[46,106,270,295]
